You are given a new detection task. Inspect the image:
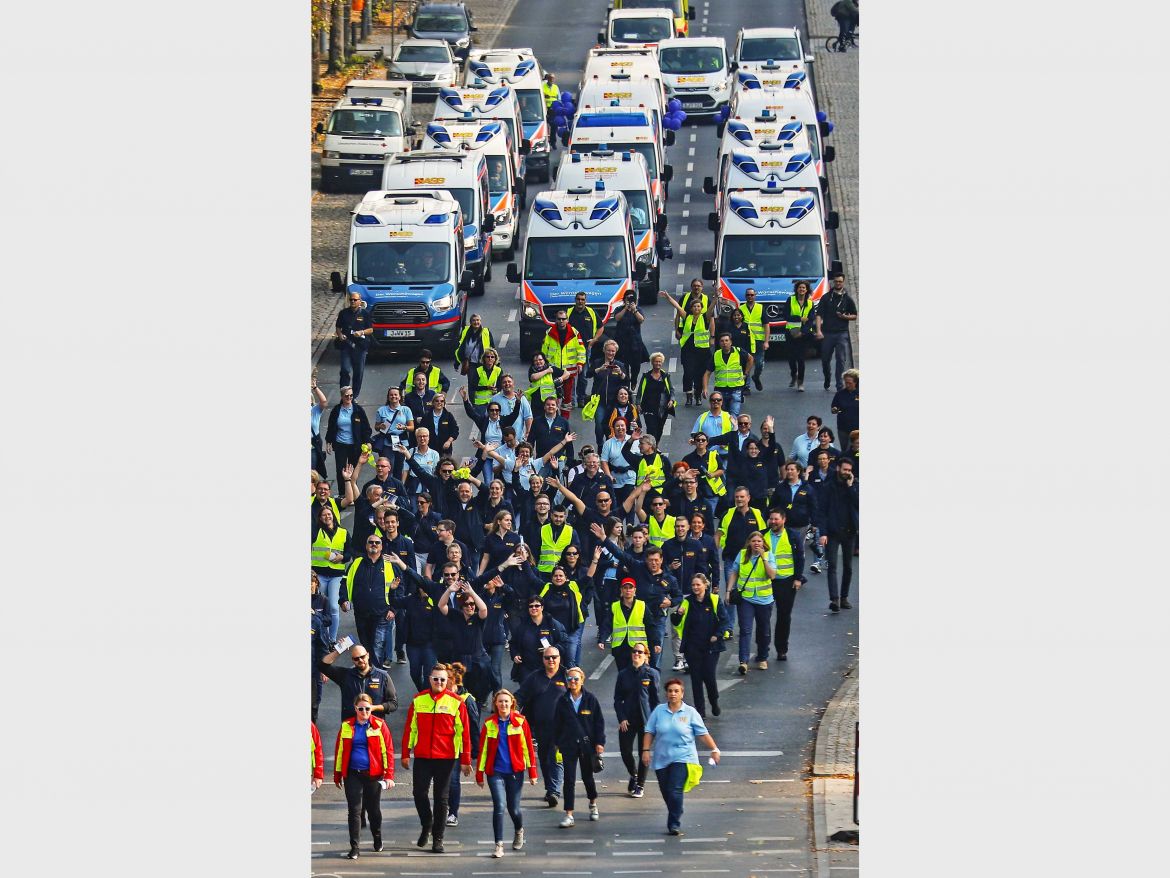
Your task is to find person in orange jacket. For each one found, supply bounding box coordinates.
[475,688,539,857]
[401,664,473,853]
[312,721,324,791]
[334,693,395,860]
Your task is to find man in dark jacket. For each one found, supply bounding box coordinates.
[509,595,567,682]
[341,535,401,668]
[515,646,569,806]
[317,642,398,722]
[830,0,859,50]
[764,507,807,663]
[449,480,485,572]
[612,644,660,797]
[528,394,574,462]
[813,458,859,612]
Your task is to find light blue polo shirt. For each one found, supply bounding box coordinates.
[645,702,709,770]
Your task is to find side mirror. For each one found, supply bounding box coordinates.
[469,25,479,33]
[688,8,696,20]
[315,122,325,135]
[701,260,716,281]
[702,176,716,195]
[664,130,676,146]
[634,263,647,282]
[482,214,496,233]
[819,120,831,137]
[598,31,606,45]
[729,61,738,72]
[707,212,719,232]
[805,54,815,64]
[823,144,836,163]
[506,263,521,284]
[662,165,674,182]
[830,260,843,276]
[458,269,474,291]
[825,211,840,230]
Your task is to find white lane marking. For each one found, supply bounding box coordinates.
[682,209,689,217]
[499,332,510,348]
[311,841,330,844]
[749,777,797,783]
[542,873,594,875]
[690,133,697,142]
[545,839,595,845]
[748,837,796,841]
[716,676,743,693]
[716,750,785,756]
[662,419,672,438]
[680,225,688,236]
[400,873,454,876]
[685,176,693,186]
[614,839,664,844]
[508,308,517,322]
[474,873,522,875]
[684,872,728,874]
[683,194,691,203]
[679,243,687,255]
[677,263,687,275]
[686,162,694,172]
[588,654,613,679]
[675,283,684,293]
[613,852,663,857]
[688,147,695,157]
[752,849,804,854]
[701,24,708,32]
[614,872,662,875]
[476,852,526,857]
[667,356,677,372]
[406,852,462,857]
[679,837,727,843]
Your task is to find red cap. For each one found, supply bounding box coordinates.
[620,577,637,588]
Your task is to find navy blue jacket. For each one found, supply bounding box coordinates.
[671,592,733,655]
[769,479,818,530]
[316,661,398,721]
[551,689,607,755]
[515,667,569,738]
[469,576,513,647]
[613,663,661,725]
[393,585,439,646]
[509,614,567,680]
[661,535,713,592]
[602,541,682,613]
[343,555,399,616]
[813,479,859,537]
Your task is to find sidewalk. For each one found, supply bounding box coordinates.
[811,663,860,877]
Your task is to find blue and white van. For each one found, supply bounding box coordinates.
[567,106,673,214]
[463,48,552,182]
[434,86,529,183]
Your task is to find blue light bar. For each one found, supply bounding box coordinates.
[575,113,650,128]
[426,123,452,144]
[355,214,380,225]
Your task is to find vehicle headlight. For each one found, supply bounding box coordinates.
[323,150,340,159]
[664,83,674,95]
[522,304,540,319]
[387,69,405,79]
[636,249,653,265]
[431,293,456,314]
[455,36,470,48]
[495,209,512,226]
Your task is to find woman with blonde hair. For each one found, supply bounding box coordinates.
[550,666,606,827]
[441,663,481,829]
[334,692,395,859]
[636,351,675,442]
[476,688,539,857]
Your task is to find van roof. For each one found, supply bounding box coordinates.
[735,68,809,92]
[729,86,817,120]
[556,149,653,189]
[353,190,460,223]
[396,38,451,50]
[658,36,727,50]
[726,140,817,189]
[422,120,511,152]
[738,27,801,39]
[610,7,675,18]
[465,53,541,86]
[528,188,630,232]
[384,150,486,176]
[719,188,824,230]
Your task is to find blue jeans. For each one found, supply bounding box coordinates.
[646,618,667,670]
[562,627,583,667]
[655,762,689,831]
[406,643,437,692]
[355,611,394,667]
[736,600,774,663]
[537,738,563,796]
[721,387,743,417]
[486,771,525,841]
[339,346,368,398]
[488,643,508,690]
[448,767,462,815]
[319,574,344,642]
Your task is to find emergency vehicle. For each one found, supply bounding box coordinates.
[463,48,552,182]
[600,7,677,48]
[329,190,474,356]
[381,150,495,296]
[608,0,695,37]
[657,36,732,117]
[567,106,673,214]
[704,123,831,216]
[701,189,841,350]
[578,71,667,133]
[730,27,814,75]
[719,88,834,178]
[434,86,529,182]
[420,119,526,260]
[505,188,645,360]
[556,149,668,303]
[317,82,416,193]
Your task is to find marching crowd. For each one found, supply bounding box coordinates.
[310,277,859,858]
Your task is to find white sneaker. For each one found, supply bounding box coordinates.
[445,813,459,826]
[512,828,525,850]
[493,842,504,858]
[559,814,575,828]
[672,657,685,671]
[809,559,823,574]
[589,803,600,821]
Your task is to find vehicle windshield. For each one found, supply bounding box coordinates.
[720,235,824,279]
[624,190,651,232]
[524,236,629,280]
[659,47,724,74]
[414,13,468,33]
[397,45,450,63]
[328,109,402,136]
[571,141,658,178]
[449,188,477,224]
[612,17,673,42]
[486,155,509,192]
[517,89,545,124]
[622,0,683,12]
[740,37,800,62]
[353,242,451,284]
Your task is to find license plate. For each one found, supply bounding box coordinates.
[385,329,415,338]
[681,101,704,109]
[769,332,786,342]
[349,168,375,176]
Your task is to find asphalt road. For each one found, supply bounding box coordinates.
[311,1,858,874]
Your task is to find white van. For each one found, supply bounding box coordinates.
[317,82,415,193]
[704,124,829,216]
[657,36,732,117]
[730,27,814,74]
[600,7,676,48]
[719,88,834,178]
[577,71,667,133]
[556,148,668,303]
[463,48,553,182]
[420,119,525,260]
[567,105,673,214]
[434,86,529,180]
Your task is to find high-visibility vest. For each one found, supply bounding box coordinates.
[735,551,773,601]
[542,328,584,370]
[680,313,711,349]
[696,410,733,437]
[457,326,492,364]
[405,365,444,392]
[699,449,726,496]
[538,523,573,572]
[407,691,467,757]
[311,526,348,571]
[786,296,813,331]
[610,599,649,648]
[680,291,709,321]
[637,452,666,490]
[673,593,722,639]
[542,81,561,109]
[765,528,795,579]
[477,715,535,775]
[474,364,501,405]
[311,495,343,526]
[712,348,745,388]
[342,556,397,604]
[540,580,585,624]
[647,514,676,549]
[739,302,766,346]
[526,369,557,401]
[718,505,765,553]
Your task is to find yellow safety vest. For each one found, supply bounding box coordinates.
[526,369,557,401]
[538,523,573,572]
[765,528,795,579]
[540,580,585,624]
[609,599,649,648]
[718,506,766,554]
[474,364,501,405]
[786,296,813,331]
[673,593,722,639]
[646,514,677,549]
[311,495,343,526]
[457,326,492,364]
[637,452,666,490]
[407,691,466,756]
[342,556,397,604]
[739,302,766,346]
[680,313,711,349]
[311,526,348,571]
[478,715,534,774]
[735,551,773,601]
[542,329,584,370]
[699,449,726,496]
[335,719,391,774]
[405,365,444,392]
[712,348,745,388]
[542,81,561,108]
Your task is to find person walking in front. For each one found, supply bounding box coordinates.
[476,689,539,858]
[334,693,395,859]
[726,531,779,675]
[670,573,732,719]
[814,272,858,390]
[401,665,473,853]
[551,667,606,826]
[613,641,660,798]
[515,646,569,808]
[642,679,721,835]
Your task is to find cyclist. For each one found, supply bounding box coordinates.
[830,0,859,52]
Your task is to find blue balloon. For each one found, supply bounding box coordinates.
[561,92,575,105]
[663,115,682,131]
[816,110,828,123]
[552,114,567,129]
[715,105,730,123]
[824,121,835,134]
[672,109,688,123]
[667,99,683,114]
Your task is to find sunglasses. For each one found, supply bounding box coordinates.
[353,654,369,661]
[543,656,560,661]
[355,705,373,712]
[528,604,542,609]
[566,676,581,682]
[430,676,448,682]
[632,649,648,655]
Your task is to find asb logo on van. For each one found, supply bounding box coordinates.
[603,92,633,99]
[414,177,447,185]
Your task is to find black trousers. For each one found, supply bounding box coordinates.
[786,337,806,381]
[643,412,667,443]
[561,749,598,811]
[333,441,360,494]
[826,533,856,600]
[413,757,457,839]
[681,346,707,394]
[684,649,720,718]
[619,720,649,786]
[344,770,383,847]
[772,576,800,656]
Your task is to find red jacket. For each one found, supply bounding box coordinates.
[333,715,395,783]
[311,722,324,781]
[402,689,473,765]
[475,712,539,783]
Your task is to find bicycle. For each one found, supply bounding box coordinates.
[824,30,859,53]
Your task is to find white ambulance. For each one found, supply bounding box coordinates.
[567,105,672,213]
[381,150,495,296]
[434,86,529,181]
[600,7,676,48]
[578,71,666,126]
[701,189,841,349]
[704,124,831,217]
[504,189,645,360]
[657,36,732,117]
[420,119,525,260]
[583,46,665,98]
[719,88,834,178]
[556,149,666,303]
[317,82,415,193]
[463,48,553,182]
[330,190,474,357]
[730,27,814,75]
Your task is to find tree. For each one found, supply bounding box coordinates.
[329,1,344,73]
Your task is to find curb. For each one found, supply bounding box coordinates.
[809,663,859,878]
[812,665,858,776]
